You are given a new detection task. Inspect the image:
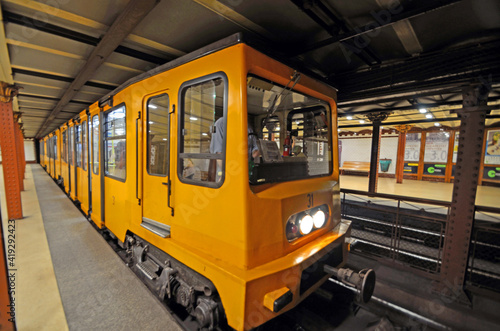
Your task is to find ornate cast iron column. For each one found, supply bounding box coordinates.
[0,82,23,219]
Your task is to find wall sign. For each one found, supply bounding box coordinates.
[424,132,449,163]
[423,163,447,176]
[403,162,419,174]
[484,129,500,165]
[404,133,421,162]
[482,166,500,181]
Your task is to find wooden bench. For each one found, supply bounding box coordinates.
[340,161,370,176]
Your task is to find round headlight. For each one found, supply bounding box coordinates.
[313,210,326,228]
[299,215,313,235]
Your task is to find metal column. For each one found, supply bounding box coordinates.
[438,84,491,302]
[0,82,22,220]
[367,112,390,194]
[395,125,412,184]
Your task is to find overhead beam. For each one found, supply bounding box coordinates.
[2,0,185,57]
[35,0,160,138]
[192,0,273,40]
[290,0,381,66]
[11,67,117,90]
[294,0,461,56]
[3,11,168,65]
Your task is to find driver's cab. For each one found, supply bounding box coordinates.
[247,75,332,185]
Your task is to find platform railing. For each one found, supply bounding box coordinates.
[340,189,451,277]
[341,189,500,294]
[467,206,500,294]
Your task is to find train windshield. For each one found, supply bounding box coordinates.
[247,75,332,184]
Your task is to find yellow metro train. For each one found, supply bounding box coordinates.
[39,34,374,330]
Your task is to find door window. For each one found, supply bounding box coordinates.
[179,74,227,186]
[104,105,126,181]
[92,115,99,175]
[147,94,170,176]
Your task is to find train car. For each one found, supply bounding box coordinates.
[39,34,374,331]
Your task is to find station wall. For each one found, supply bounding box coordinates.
[0,140,36,163]
[339,135,398,175]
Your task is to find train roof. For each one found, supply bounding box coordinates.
[98,33,336,106]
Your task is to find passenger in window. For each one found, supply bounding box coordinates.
[113,140,126,179]
[292,145,306,157]
[183,159,201,180]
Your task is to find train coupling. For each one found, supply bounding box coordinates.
[324,265,376,303]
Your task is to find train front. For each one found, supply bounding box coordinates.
[241,66,375,329]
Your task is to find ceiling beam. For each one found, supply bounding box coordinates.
[11,67,117,90]
[290,0,381,66]
[3,11,168,65]
[35,0,160,138]
[2,0,185,57]
[192,0,273,40]
[294,0,461,56]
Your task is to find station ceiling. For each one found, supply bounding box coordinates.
[0,0,499,138]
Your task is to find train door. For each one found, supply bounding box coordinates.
[77,115,89,214]
[61,126,69,193]
[141,93,172,236]
[43,138,48,170]
[48,134,53,177]
[68,122,76,200]
[90,108,101,227]
[54,130,60,180]
[103,103,128,236]
[74,122,82,204]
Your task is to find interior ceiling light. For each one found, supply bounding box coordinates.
[359,120,365,124]
[419,108,427,113]
[346,116,353,120]
[426,114,433,119]
[434,122,440,126]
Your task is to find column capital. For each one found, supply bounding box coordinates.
[366,111,390,123]
[395,124,413,133]
[0,82,21,103]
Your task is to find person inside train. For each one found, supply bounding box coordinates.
[183,158,201,180]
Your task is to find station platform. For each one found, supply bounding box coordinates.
[0,164,182,331]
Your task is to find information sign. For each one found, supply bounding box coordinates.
[424,132,449,163]
[423,163,447,176]
[404,133,421,162]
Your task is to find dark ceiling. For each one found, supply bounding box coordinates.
[0,0,499,138]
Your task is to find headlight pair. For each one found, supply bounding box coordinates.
[286,205,329,242]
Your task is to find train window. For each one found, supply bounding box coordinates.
[147,94,169,176]
[179,74,227,187]
[92,115,99,175]
[53,135,58,160]
[104,105,126,181]
[82,120,87,171]
[76,124,82,168]
[247,75,332,184]
[40,140,44,156]
[62,130,67,162]
[69,126,74,166]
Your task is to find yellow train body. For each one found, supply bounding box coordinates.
[40,35,350,330]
